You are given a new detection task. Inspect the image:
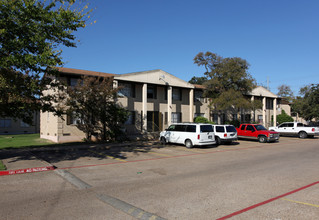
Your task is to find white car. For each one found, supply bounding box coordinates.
[269,122,319,138]
[211,124,238,145]
[160,123,216,148]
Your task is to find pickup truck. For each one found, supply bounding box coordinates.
[236,124,280,143]
[269,122,319,138]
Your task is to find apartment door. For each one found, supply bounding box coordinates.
[147,111,162,132]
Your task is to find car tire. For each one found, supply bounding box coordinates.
[215,137,221,145]
[299,131,308,139]
[258,135,267,143]
[185,139,193,148]
[160,137,166,145]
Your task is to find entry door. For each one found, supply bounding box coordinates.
[147,111,162,132]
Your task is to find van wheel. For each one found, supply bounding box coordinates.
[216,137,221,145]
[160,137,166,145]
[299,131,307,139]
[258,136,267,143]
[185,139,193,148]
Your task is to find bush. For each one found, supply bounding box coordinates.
[277,110,294,125]
[194,116,215,124]
[194,116,209,123]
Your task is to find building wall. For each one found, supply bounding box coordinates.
[0,112,40,135]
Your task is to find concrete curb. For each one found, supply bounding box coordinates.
[0,166,55,176]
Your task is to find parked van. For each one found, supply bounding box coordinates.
[211,124,237,145]
[160,123,216,148]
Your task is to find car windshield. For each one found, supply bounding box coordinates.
[255,125,267,131]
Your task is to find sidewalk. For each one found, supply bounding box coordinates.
[0,140,159,174]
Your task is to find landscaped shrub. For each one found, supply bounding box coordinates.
[194,116,209,123]
[277,110,294,125]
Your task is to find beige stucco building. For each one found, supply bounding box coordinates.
[40,68,209,142]
[40,68,290,143]
[0,112,40,135]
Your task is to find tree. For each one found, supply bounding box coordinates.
[0,0,91,124]
[66,76,129,141]
[277,84,294,102]
[193,52,256,111]
[292,84,319,121]
[188,76,208,85]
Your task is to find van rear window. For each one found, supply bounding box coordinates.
[216,126,225,132]
[200,125,213,133]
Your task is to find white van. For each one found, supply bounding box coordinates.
[159,123,216,148]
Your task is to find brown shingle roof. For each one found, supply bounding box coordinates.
[56,67,116,78]
[193,84,206,89]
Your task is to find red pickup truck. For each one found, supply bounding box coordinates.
[236,124,280,143]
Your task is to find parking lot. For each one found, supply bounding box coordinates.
[1,137,319,219]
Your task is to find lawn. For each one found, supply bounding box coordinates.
[0,133,54,149]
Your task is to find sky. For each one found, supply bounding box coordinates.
[61,0,319,95]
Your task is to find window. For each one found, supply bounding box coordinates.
[118,83,135,97]
[125,111,136,125]
[255,125,267,131]
[171,112,182,123]
[258,115,263,124]
[20,121,30,128]
[240,125,246,130]
[279,123,287,128]
[232,114,238,121]
[147,85,157,99]
[194,90,203,102]
[175,125,186,132]
[67,113,83,125]
[226,126,236,132]
[0,119,11,128]
[186,125,196,132]
[266,98,274,109]
[200,125,213,133]
[68,77,83,87]
[213,114,218,124]
[297,123,304,127]
[172,88,182,101]
[216,126,225,133]
[287,123,294,127]
[246,125,255,131]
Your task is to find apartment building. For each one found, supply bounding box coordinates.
[40,68,209,142]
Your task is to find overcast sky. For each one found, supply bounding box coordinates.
[61,0,319,95]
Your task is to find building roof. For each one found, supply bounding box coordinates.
[56,67,116,78]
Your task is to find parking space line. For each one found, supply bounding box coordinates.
[281,198,319,208]
[216,181,319,220]
[88,150,127,162]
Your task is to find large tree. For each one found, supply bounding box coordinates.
[66,76,129,141]
[0,0,90,124]
[193,52,256,111]
[292,84,319,121]
[277,84,294,102]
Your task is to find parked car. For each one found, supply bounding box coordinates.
[236,124,280,143]
[269,122,319,138]
[211,124,237,145]
[160,123,216,148]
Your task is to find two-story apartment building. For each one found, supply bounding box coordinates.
[40,68,209,142]
[40,67,290,143]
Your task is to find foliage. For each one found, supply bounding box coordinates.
[66,76,129,141]
[225,119,241,128]
[193,51,256,111]
[194,116,209,123]
[277,84,294,102]
[188,76,208,85]
[277,110,294,125]
[0,0,91,124]
[292,84,319,121]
